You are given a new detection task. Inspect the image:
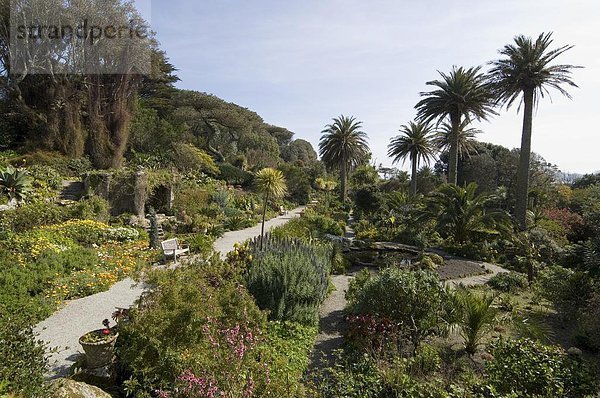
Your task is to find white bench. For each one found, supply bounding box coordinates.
[160,238,189,262]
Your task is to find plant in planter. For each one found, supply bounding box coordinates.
[79,319,118,369]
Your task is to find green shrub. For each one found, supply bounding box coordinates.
[218,163,254,186]
[354,219,380,241]
[182,233,215,258]
[347,268,454,353]
[535,265,594,318]
[314,353,383,398]
[487,272,528,293]
[245,236,331,326]
[576,287,600,351]
[68,195,110,222]
[0,201,66,233]
[0,311,49,397]
[170,142,219,176]
[483,338,598,397]
[259,321,317,395]
[118,258,270,397]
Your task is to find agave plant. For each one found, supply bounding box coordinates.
[0,165,33,202]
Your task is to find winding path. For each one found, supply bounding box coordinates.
[307,245,509,372]
[34,206,305,377]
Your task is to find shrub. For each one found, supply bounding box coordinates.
[258,321,317,395]
[0,201,66,233]
[354,219,380,241]
[483,338,598,397]
[218,163,254,186]
[270,211,344,241]
[170,142,219,176]
[576,287,600,351]
[487,272,528,293]
[314,354,383,398]
[183,233,215,258]
[535,265,594,318]
[118,259,270,397]
[0,311,49,398]
[245,236,331,326]
[68,195,110,222]
[347,268,454,353]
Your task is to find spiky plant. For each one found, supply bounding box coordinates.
[0,165,33,202]
[254,168,287,250]
[455,287,499,355]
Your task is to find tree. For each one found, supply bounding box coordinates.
[433,119,481,160]
[254,168,287,250]
[488,32,580,230]
[388,121,437,195]
[415,66,495,185]
[319,115,370,202]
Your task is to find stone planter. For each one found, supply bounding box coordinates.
[79,331,118,369]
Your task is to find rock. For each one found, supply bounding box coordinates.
[567,347,583,357]
[50,378,112,398]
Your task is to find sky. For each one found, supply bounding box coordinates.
[140,0,599,174]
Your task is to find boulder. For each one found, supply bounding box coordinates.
[50,378,112,398]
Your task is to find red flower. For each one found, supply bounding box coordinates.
[102,328,111,335]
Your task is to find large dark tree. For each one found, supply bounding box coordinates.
[489,32,580,230]
[319,115,369,202]
[415,66,495,185]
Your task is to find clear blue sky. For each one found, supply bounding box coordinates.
[140,0,599,174]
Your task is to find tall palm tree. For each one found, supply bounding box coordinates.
[388,121,437,195]
[488,32,580,230]
[415,66,496,185]
[433,119,482,160]
[319,115,370,202]
[255,168,287,249]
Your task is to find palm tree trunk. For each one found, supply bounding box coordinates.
[410,157,418,196]
[515,88,534,232]
[340,154,347,202]
[448,115,460,185]
[260,191,269,250]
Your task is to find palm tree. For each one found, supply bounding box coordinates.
[455,287,499,356]
[319,115,370,202]
[488,32,580,230]
[433,119,482,160]
[255,168,287,249]
[421,183,511,244]
[415,66,496,185]
[388,121,437,195]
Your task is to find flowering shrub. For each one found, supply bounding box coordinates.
[119,259,270,397]
[544,207,584,238]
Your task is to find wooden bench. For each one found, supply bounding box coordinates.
[160,238,189,262]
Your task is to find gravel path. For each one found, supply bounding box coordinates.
[34,206,305,377]
[445,261,508,287]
